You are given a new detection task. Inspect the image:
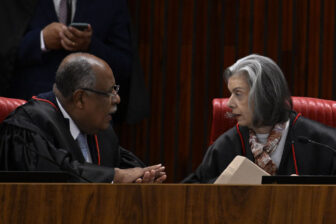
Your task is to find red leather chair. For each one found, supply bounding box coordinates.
[209,96,336,145]
[0,97,26,123]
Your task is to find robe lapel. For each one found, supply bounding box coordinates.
[33,92,86,162]
[58,117,86,163]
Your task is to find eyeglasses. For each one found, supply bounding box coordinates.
[80,85,120,98]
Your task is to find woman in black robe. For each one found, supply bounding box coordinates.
[183,54,336,183]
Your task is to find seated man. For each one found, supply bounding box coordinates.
[0,53,166,183]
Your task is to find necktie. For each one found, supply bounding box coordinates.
[77,133,92,163]
[59,0,72,25]
[59,0,68,24]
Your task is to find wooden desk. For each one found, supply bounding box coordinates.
[0,184,335,223]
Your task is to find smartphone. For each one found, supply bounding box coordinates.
[69,22,89,31]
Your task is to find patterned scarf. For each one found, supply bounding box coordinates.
[249,123,286,175]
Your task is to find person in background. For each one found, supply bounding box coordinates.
[183,54,336,183]
[0,53,166,183]
[9,0,143,123]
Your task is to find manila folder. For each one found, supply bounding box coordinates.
[214,155,270,185]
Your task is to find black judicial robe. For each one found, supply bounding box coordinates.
[0,92,144,182]
[183,112,336,183]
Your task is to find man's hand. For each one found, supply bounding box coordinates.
[42,22,66,50]
[60,24,92,51]
[113,164,167,183]
[135,166,167,183]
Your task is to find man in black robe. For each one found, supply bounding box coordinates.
[0,53,166,183]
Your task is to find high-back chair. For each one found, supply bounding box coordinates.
[209,96,336,145]
[0,97,26,123]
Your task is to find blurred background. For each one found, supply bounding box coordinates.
[121,0,335,182]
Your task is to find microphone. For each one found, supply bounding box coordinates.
[297,136,336,154]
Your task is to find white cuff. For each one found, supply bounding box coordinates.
[40,30,48,52]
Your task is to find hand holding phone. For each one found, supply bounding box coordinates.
[61,22,92,51]
[69,22,89,31]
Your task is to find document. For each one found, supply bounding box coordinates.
[214,155,270,185]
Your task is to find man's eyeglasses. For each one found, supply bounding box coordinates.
[80,85,120,98]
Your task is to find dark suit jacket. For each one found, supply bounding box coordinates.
[0,0,38,96]
[11,0,133,101]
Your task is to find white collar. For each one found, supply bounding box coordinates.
[56,97,81,140]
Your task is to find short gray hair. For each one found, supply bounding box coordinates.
[223,54,292,127]
[55,55,96,98]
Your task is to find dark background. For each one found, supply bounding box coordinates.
[119,0,336,182]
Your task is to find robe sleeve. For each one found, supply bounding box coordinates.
[182,128,246,183]
[182,143,221,184]
[0,123,115,183]
[118,146,145,168]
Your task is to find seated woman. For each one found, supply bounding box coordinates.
[183,54,336,183]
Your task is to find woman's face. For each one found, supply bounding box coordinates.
[227,73,253,128]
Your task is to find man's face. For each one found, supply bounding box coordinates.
[81,64,120,134]
[226,73,253,128]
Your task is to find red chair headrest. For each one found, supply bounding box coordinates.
[0,97,26,123]
[209,96,336,145]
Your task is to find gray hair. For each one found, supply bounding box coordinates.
[55,55,96,98]
[223,54,292,127]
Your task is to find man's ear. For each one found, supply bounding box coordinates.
[73,89,85,109]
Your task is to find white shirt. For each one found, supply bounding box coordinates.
[56,97,93,163]
[56,97,80,140]
[255,120,290,168]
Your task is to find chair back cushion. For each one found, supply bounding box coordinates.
[0,97,26,123]
[209,96,336,145]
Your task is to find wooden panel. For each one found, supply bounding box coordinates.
[222,0,237,97]
[237,0,252,57]
[320,0,335,99]
[2,184,336,223]
[188,0,208,174]
[252,0,266,54]
[161,0,180,181]
[147,0,165,164]
[124,0,336,182]
[293,0,309,97]
[280,0,294,88]
[265,0,281,61]
[307,0,321,98]
[175,0,194,181]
